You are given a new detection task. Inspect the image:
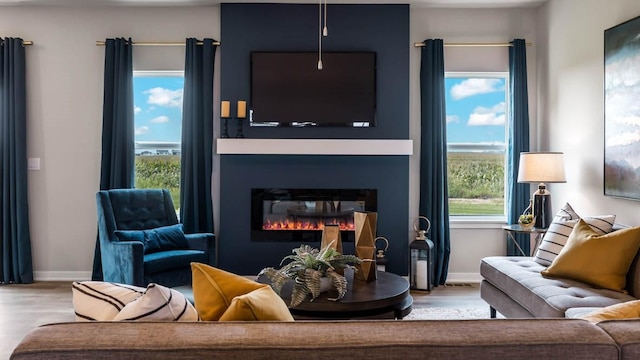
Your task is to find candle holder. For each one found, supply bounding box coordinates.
[235,118,244,138]
[221,117,230,138]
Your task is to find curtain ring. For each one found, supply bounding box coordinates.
[413,216,431,234]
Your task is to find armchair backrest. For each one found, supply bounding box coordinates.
[97,189,179,239]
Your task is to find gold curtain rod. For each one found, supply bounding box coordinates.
[96,40,220,47]
[413,42,532,47]
[0,41,33,46]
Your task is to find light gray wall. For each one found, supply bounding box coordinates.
[538,0,640,226]
[10,3,630,281]
[410,7,538,281]
[0,6,220,280]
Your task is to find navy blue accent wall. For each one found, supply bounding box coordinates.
[219,3,410,275]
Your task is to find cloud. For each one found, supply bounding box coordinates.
[144,87,183,108]
[134,106,142,114]
[150,115,170,124]
[614,115,640,127]
[607,130,640,147]
[135,126,149,135]
[446,115,460,124]
[468,102,506,126]
[450,78,503,100]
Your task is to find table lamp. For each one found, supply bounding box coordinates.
[517,152,566,229]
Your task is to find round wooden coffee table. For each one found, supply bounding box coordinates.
[258,268,412,320]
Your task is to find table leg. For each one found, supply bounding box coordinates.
[506,231,527,257]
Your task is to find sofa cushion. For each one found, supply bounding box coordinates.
[116,224,189,254]
[71,281,145,321]
[191,262,267,321]
[218,286,294,321]
[481,256,635,317]
[113,283,199,321]
[534,203,615,266]
[541,220,640,292]
[144,249,207,274]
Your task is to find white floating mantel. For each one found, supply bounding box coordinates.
[216,138,413,156]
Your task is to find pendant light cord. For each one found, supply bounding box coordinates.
[317,0,323,70]
[323,0,328,37]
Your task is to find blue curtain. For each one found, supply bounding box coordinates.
[0,38,33,284]
[506,39,531,256]
[419,39,451,285]
[180,38,217,236]
[92,38,134,280]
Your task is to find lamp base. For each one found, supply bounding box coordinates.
[533,189,552,229]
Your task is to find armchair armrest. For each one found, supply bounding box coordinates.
[102,241,145,286]
[185,233,216,265]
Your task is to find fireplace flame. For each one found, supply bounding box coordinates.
[263,219,354,231]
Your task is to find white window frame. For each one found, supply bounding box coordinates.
[445,71,510,226]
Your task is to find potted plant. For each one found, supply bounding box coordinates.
[518,213,535,230]
[258,241,362,307]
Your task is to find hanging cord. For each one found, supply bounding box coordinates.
[323,0,328,37]
[317,0,323,70]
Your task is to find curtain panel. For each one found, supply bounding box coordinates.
[92,37,134,280]
[180,38,218,237]
[506,39,531,256]
[419,39,451,286]
[0,37,33,284]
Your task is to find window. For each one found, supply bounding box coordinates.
[445,73,508,217]
[133,71,184,209]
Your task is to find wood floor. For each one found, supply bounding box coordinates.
[0,281,486,359]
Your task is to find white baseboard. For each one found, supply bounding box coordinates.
[445,272,482,284]
[34,271,92,282]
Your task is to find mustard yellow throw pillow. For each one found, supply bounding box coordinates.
[579,300,640,324]
[219,285,294,321]
[191,262,293,321]
[541,220,640,292]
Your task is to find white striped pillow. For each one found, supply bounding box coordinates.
[533,203,615,266]
[72,281,145,321]
[113,283,199,321]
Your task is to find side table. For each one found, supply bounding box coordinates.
[502,225,547,257]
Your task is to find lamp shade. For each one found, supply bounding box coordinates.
[517,152,567,183]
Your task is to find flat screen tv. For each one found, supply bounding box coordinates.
[250,51,377,127]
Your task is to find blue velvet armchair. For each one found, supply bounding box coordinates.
[96,188,215,287]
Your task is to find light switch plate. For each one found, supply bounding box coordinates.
[28,157,41,171]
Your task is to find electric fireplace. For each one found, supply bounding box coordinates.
[251,188,377,242]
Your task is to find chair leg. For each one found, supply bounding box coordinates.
[490,306,497,319]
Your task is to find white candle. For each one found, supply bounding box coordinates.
[237,101,247,119]
[221,101,230,118]
[416,260,428,289]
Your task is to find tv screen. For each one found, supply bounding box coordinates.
[250,51,377,127]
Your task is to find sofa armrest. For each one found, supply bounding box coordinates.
[185,233,215,265]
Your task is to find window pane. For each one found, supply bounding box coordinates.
[133,73,184,209]
[445,75,507,216]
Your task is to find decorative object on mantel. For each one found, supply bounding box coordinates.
[354,211,378,282]
[258,241,362,307]
[235,100,246,138]
[410,216,434,292]
[220,100,230,138]
[375,236,389,272]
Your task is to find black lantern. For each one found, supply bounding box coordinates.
[410,216,434,292]
[374,236,389,272]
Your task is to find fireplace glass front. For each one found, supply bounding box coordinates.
[251,188,377,242]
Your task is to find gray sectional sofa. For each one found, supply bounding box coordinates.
[480,224,640,318]
[10,319,640,360]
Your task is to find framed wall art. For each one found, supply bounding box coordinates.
[604,14,640,200]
